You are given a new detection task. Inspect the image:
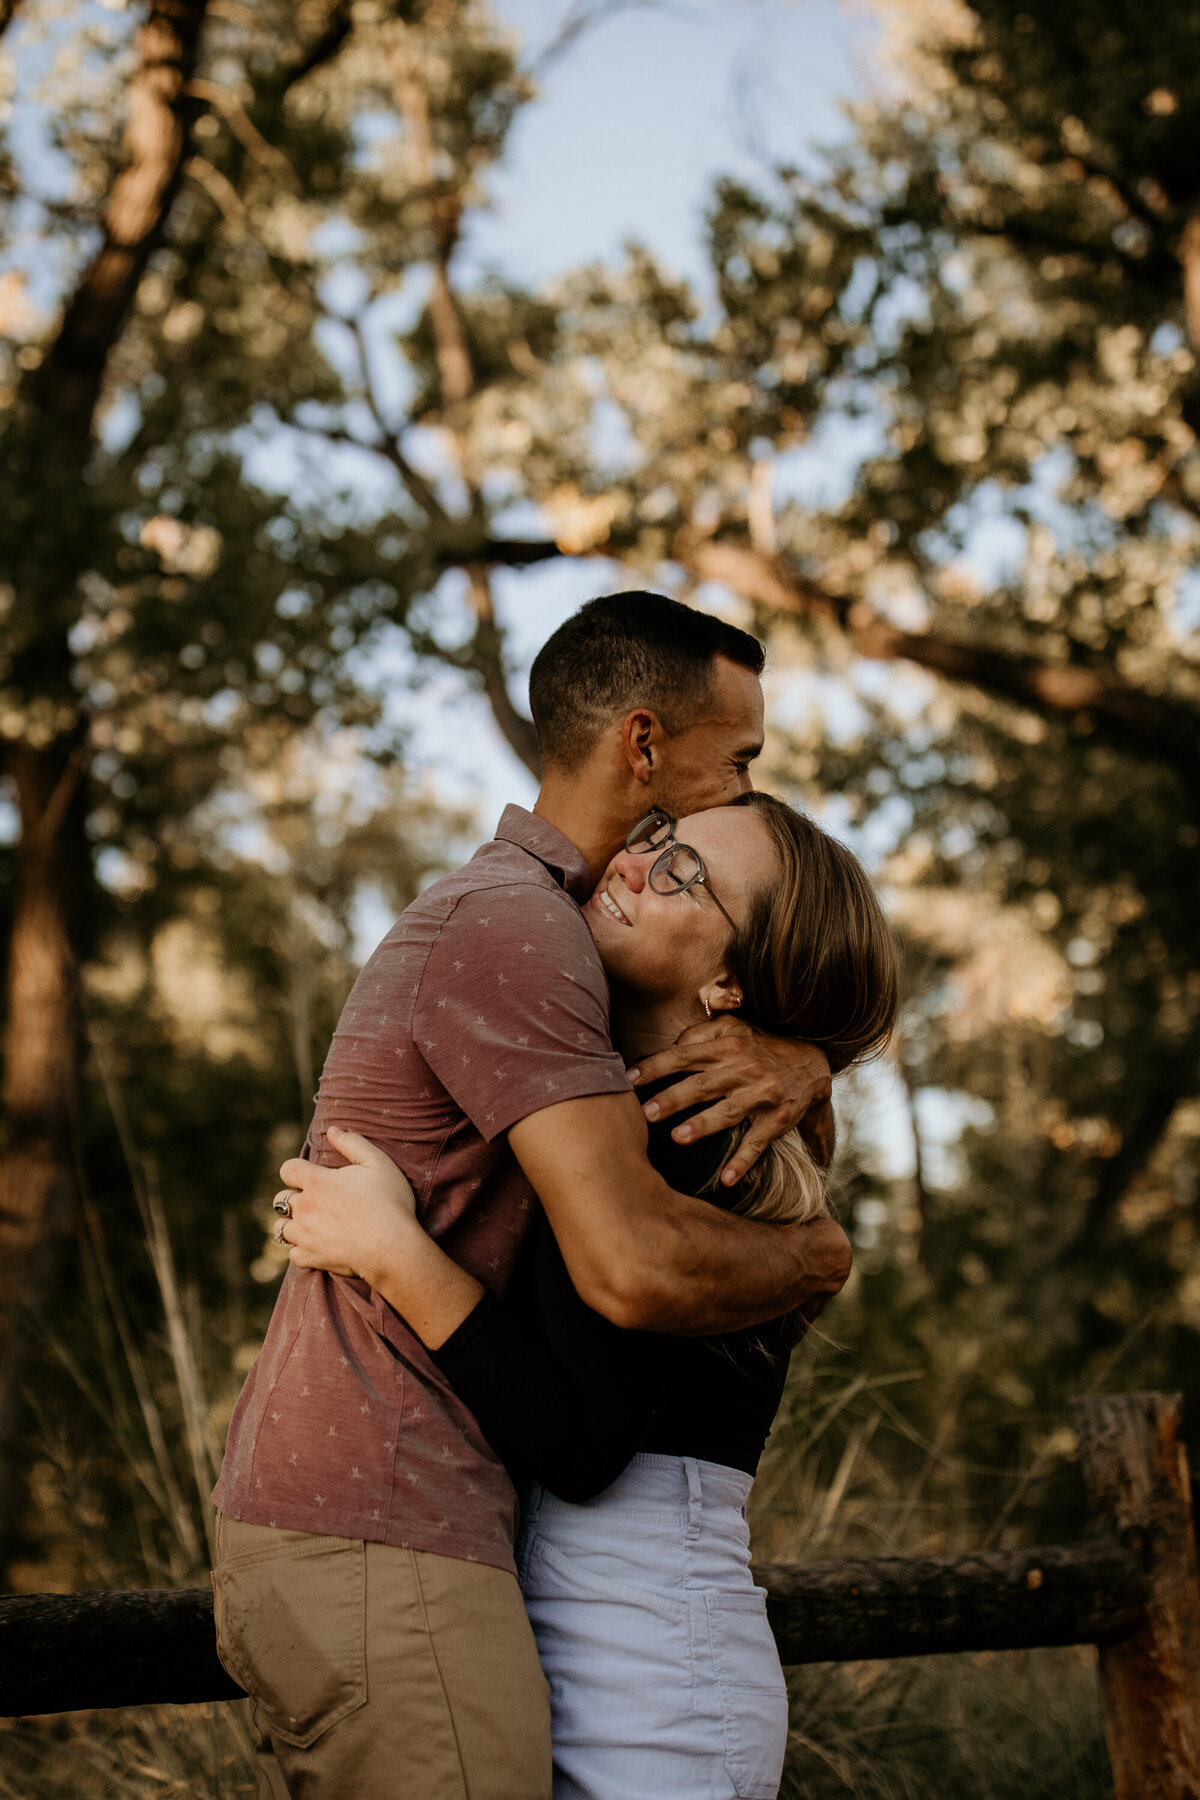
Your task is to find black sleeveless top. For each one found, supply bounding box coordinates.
[432,1081,794,1502]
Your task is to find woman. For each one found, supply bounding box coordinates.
[280,793,897,1800]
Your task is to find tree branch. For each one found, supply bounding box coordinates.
[392,42,473,404]
[435,535,564,569]
[182,153,244,224]
[438,530,1200,802]
[387,32,542,771]
[187,77,298,185]
[951,211,1171,283]
[31,0,211,468]
[279,0,354,92]
[344,316,449,521]
[692,538,1200,803]
[526,0,653,80]
[1071,155,1170,241]
[182,0,353,231]
[463,567,540,776]
[1178,216,1200,356]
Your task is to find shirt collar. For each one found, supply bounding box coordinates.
[494,805,594,904]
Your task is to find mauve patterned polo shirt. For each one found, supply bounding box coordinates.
[212,807,630,1573]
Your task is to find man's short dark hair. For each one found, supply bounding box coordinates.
[528,591,765,768]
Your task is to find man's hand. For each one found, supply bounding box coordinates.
[627,1017,834,1185]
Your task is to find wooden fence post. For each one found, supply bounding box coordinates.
[1072,1392,1200,1800]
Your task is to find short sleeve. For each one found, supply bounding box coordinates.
[412,883,631,1140]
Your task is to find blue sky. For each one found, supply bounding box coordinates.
[470,0,867,288]
[389,0,874,822]
[3,0,875,828]
[350,2,922,1185]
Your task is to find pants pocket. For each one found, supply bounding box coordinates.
[705,1588,788,1800]
[526,1535,689,1624]
[212,1528,367,1750]
[523,1534,699,1758]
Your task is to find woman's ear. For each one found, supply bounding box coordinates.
[699,973,743,1017]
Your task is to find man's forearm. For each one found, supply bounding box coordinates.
[509,1092,851,1336]
[592,1190,852,1335]
[543,1158,851,1333]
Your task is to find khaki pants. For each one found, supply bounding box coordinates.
[212,1514,552,1800]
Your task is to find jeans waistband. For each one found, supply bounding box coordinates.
[524,1454,753,1540]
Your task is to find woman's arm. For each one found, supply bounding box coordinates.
[432,1232,656,1502]
[279,1128,657,1500]
[280,1127,485,1349]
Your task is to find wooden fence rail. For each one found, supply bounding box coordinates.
[2,1393,1198,1799]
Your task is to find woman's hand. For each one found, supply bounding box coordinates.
[276,1127,421,1288]
[275,1126,487,1350]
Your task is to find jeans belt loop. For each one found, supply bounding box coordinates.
[684,1457,703,1542]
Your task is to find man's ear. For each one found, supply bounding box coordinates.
[620,709,659,788]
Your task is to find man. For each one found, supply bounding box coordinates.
[211,592,849,1800]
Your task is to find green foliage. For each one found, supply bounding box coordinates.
[1,8,1198,1789]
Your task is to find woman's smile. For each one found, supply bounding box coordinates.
[593,884,632,925]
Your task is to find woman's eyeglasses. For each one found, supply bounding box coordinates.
[624,810,738,932]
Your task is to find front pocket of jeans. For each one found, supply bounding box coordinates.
[213,1536,367,1749]
[706,1589,788,1799]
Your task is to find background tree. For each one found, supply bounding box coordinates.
[413,0,1200,1495]
[0,0,521,1562]
[3,0,1198,1590]
[3,0,1194,1789]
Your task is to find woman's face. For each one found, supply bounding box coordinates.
[585,806,777,1009]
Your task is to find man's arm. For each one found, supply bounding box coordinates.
[508,1090,851,1335]
[628,1017,835,1182]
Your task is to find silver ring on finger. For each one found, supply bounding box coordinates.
[273,1191,294,1218]
[274,1218,290,1246]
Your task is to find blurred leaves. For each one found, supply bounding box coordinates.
[1,0,1199,1606]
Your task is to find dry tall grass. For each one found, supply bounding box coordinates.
[3,1166,1112,1798]
[752,1333,1111,1797]
[0,1705,258,1800]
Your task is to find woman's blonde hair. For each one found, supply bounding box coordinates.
[709,793,899,1228]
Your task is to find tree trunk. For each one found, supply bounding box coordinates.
[1073,1392,1200,1800]
[0,0,210,1572]
[0,736,87,1563]
[32,0,209,467]
[392,41,541,774]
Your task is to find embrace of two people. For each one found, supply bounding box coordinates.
[209,591,899,1800]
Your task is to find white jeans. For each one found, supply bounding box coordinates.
[517,1455,788,1800]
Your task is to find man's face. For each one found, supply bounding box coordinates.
[651,655,765,817]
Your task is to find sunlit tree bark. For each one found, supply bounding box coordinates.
[0,0,210,1563]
